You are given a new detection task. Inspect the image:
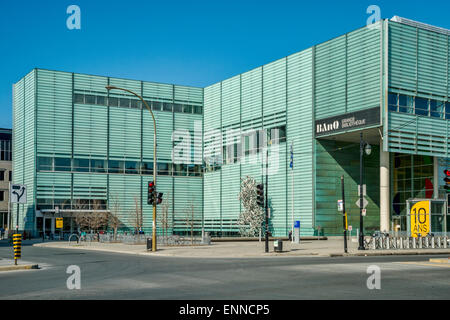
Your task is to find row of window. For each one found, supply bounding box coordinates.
[206,126,287,170]
[74,93,203,115]
[388,93,450,119]
[37,157,203,177]
[36,199,107,211]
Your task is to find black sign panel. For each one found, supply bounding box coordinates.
[315,107,380,137]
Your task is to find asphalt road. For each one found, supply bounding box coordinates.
[0,241,449,300]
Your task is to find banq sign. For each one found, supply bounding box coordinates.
[315,107,380,136]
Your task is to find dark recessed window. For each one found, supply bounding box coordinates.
[399,95,413,113]
[73,159,90,172]
[130,99,141,109]
[125,161,139,174]
[430,100,444,119]
[415,97,429,116]
[0,191,4,201]
[388,93,398,112]
[193,106,203,114]
[158,163,170,175]
[74,93,84,104]
[141,162,153,175]
[54,158,71,172]
[91,159,106,173]
[108,97,119,107]
[163,103,173,112]
[173,104,183,113]
[0,171,4,181]
[183,105,193,114]
[120,98,130,108]
[85,95,96,105]
[108,160,124,174]
[96,96,106,105]
[37,157,53,171]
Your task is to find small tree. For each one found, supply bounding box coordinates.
[238,176,264,237]
[108,195,122,241]
[129,196,143,234]
[184,199,196,244]
[158,192,171,240]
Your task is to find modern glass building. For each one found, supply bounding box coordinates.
[12,17,450,237]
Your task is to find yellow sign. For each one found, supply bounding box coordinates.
[410,201,430,237]
[56,218,63,229]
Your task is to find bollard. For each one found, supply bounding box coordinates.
[412,237,416,249]
[437,237,441,248]
[372,237,376,250]
[431,237,435,249]
[13,233,22,265]
[386,236,390,250]
[445,237,448,249]
[399,237,403,249]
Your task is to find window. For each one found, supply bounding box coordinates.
[91,159,106,173]
[85,94,96,105]
[54,158,71,172]
[37,157,53,171]
[9,171,12,181]
[0,191,5,201]
[0,171,4,181]
[414,97,429,116]
[157,162,170,175]
[125,161,139,174]
[388,93,398,112]
[270,126,286,143]
[430,100,444,119]
[108,97,119,107]
[141,162,153,175]
[446,102,450,120]
[183,105,192,114]
[74,93,84,104]
[119,98,130,108]
[130,99,141,109]
[163,103,173,112]
[173,104,183,113]
[108,160,124,174]
[193,105,203,115]
[399,95,413,113]
[151,101,162,112]
[173,164,187,176]
[96,96,106,106]
[73,159,90,172]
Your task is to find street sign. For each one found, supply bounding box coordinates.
[10,184,27,204]
[410,201,430,238]
[356,197,368,209]
[358,184,367,197]
[56,218,63,229]
[337,200,343,212]
[294,220,300,229]
[289,144,293,169]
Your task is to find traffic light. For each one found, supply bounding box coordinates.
[256,184,264,207]
[444,170,450,192]
[148,181,155,204]
[156,192,163,205]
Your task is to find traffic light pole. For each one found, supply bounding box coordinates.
[265,146,269,253]
[341,176,348,253]
[106,86,158,252]
[358,132,365,251]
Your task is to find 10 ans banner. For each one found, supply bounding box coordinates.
[410,201,431,238]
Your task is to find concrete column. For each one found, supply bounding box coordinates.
[380,141,390,232]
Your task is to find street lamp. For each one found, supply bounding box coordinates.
[358,132,371,250]
[105,86,158,252]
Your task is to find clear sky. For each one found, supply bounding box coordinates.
[0,0,449,129]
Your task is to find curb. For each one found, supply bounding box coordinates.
[0,264,39,272]
[330,250,450,257]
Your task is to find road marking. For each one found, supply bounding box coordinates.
[396,261,450,268]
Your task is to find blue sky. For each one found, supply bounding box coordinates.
[0,0,449,129]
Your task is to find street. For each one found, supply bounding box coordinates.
[0,242,448,300]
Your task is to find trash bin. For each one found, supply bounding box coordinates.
[146,238,152,251]
[274,240,283,252]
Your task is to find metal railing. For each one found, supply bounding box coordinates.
[364,232,449,250]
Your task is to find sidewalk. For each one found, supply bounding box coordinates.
[33,237,450,258]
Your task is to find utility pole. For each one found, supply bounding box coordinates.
[358,132,366,250]
[265,141,270,253]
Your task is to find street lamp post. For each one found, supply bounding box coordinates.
[358,132,371,251]
[105,86,158,252]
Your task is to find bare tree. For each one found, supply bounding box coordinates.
[108,194,122,241]
[129,196,143,234]
[184,199,196,245]
[158,192,171,240]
